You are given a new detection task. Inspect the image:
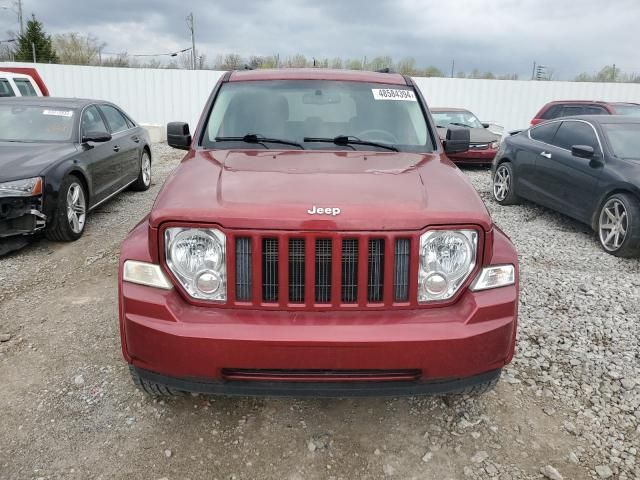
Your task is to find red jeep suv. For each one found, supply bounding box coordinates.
[118,69,519,397]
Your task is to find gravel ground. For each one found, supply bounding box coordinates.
[0,146,638,480]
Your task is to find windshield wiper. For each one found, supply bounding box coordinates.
[448,122,474,128]
[215,134,304,149]
[303,135,398,152]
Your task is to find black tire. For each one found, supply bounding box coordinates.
[45,174,87,242]
[492,162,521,205]
[597,193,640,258]
[130,367,183,397]
[130,149,151,191]
[454,371,501,395]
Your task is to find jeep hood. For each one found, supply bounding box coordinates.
[150,150,492,231]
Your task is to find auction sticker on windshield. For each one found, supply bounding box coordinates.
[43,110,74,117]
[372,89,417,101]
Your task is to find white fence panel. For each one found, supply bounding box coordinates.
[3,62,640,133]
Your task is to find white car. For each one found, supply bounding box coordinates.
[0,71,44,97]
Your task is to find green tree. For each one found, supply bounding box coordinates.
[14,14,58,63]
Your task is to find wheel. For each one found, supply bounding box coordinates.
[492,162,520,205]
[45,175,87,241]
[130,367,183,397]
[454,371,501,395]
[131,149,151,191]
[597,193,640,257]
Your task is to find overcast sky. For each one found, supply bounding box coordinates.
[1,0,639,79]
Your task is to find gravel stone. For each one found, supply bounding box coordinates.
[595,465,614,478]
[540,465,563,480]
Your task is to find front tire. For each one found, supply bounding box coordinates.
[45,175,87,242]
[130,367,183,397]
[597,193,640,257]
[492,162,520,205]
[131,149,151,191]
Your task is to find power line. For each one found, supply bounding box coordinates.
[100,47,192,58]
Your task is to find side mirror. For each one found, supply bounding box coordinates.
[482,123,490,129]
[571,145,594,159]
[167,122,191,150]
[443,126,470,154]
[82,131,112,143]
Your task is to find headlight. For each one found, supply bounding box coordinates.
[165,227,227,301]
[0,177,43,197]
[490,141,500,149]
[418,229,478,302]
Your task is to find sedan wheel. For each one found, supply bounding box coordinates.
[493,165,510,201]
[599,198,628,252]
[66,182,87,234]
[142,152,151,187]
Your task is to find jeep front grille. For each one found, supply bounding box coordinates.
[231,231,416,308]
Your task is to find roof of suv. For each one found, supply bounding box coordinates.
[543,100,640,107]
[229,68,408,85]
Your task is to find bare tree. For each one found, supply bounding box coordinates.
[396,57,417,75]
[53,33,105,65]
[330,57,343,69]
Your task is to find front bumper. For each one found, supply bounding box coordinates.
[119,221,519,397]
[448,147,498,164]
[0,196,46,238]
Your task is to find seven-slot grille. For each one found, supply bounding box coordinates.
[232,232,413,307]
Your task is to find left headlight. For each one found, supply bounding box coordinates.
[0,177,43,197]
[490,141,500,149]
[418,229,478,302]
[165,227,227,302]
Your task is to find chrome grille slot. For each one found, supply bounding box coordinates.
[367,239,384,302]
[394,238,410,301]
[341,239,359,303]
[288,238,305,303]
[262,238,279,302]
[315,239,332,303]
[235,237,252,301]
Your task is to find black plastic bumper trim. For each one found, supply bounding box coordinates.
[132,366,502,398]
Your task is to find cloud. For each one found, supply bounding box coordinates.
[1,0,639,79]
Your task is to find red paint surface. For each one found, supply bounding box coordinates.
[0,67,50,95]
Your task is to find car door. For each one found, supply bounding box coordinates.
[514,121,561,201]
[99,104,141,187]
[76,105,121,205]
[533,120,604,222]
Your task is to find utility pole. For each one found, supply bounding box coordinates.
[612,63,616,82]
[450,59,455,78]
[531,61,536,80]
[16,0,23,36]
[186,13,196,70]
[31,41,36,63]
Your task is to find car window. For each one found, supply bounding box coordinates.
[559,106,586,117]
[551,121,599,151]
[541,104,562,119]
[0,104,75,142]
[432,111,484,129]
[584,106,607,115]
[13,78,38,97]
[612,104,640,117]
[203,80,433,152]
[529,122,560,144]
[100,104,130,133]
[0,78,15,97]
[81,105,108,136]
[602,123,640,159]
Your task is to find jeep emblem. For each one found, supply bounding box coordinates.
[307,205,341,216]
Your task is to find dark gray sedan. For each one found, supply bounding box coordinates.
[492,115,640,257]
[0,97,151,252]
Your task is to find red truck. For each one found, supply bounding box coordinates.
[118,69,519,397]
[0,67,49,97]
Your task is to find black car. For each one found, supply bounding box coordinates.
[492,115,640,257]
[0,97,151,251]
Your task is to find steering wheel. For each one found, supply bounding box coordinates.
[355,129,399,144]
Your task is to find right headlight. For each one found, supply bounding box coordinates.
[0,176,43,197]
[418,229,478,302]
[165,227,227,302]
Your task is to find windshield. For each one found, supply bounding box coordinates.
[432,110,483,129]
[613,104,640,117]
[203,80,433,152]
[602,123,640,159]
[0,105,75,142]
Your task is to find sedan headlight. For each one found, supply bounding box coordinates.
[490,141,500,149]
[165,227,227,301]
[0,177,43,197]
[418,229,478,302]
